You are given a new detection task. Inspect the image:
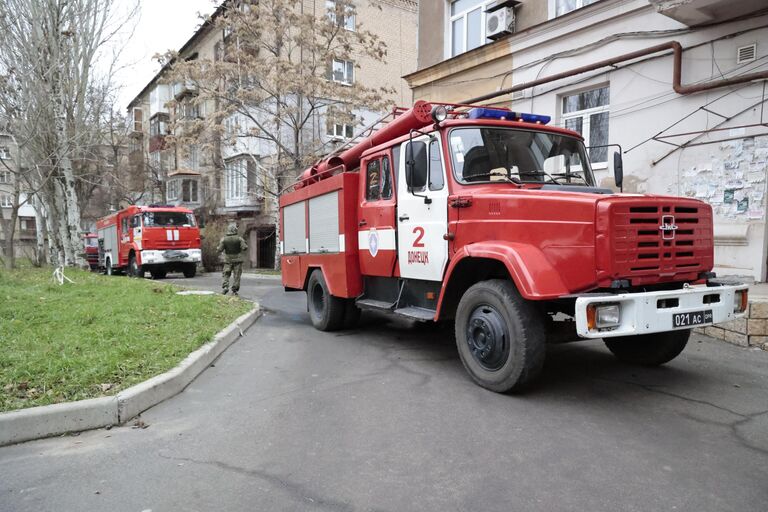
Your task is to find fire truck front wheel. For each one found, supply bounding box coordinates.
[128,254,144,278]
[307,269,345,331]
[455,280,546,393]
[603,330,690,366]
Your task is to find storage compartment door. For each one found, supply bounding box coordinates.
[308,191,340,253]
[283,201,307,254]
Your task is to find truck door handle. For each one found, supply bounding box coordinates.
[398,214,410,222]
[359,219,367,227]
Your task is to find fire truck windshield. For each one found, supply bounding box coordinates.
[449,127,596,187]
[142,211,196,227]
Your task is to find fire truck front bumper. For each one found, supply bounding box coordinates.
[140,249,202,265]
[574,284,748,339]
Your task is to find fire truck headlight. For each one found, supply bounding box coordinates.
[431,105,448,123]
[587,303,621,330]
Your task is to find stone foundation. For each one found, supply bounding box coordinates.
[695,301,768,350]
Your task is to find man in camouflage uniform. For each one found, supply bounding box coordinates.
[217,223,248,295]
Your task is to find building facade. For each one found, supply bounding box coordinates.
[126,0,418,269]
[406,0,768,281]
[0,132,38,260]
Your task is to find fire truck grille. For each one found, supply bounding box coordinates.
[610,203,710,279]
[152,240,194,250]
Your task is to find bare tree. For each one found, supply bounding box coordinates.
[158,0,395,267]
[0,0,138,267]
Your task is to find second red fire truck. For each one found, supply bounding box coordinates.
[96,204,201,279]
[279,101,748,392]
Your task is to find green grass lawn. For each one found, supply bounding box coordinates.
[0,266,253,412]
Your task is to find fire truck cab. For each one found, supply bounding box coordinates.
[279,101,748,392]
[96,205,201,279]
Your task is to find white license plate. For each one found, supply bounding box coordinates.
[673,310,713,328]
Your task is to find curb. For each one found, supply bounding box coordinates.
[0,304,261,447]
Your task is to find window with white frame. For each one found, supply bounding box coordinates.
[327,122,354,140]
[182,179,199,203]
[0,170,11,184]
[166,179,180,201]
[326,0,355,31]
[226,158,249,201]
[150,151,161,170]
[330,59,354,85]
[550,0,600,18]
[562,85,610,164]
[0,147,10,159]
[0,194,12,208]
[449,0,495,57]
[186,145,200,170]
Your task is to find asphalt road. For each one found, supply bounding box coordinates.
[2,272,767,512]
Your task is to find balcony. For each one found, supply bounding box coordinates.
[648,0,764,26]
[172,81,198,100]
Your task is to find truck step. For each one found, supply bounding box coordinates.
[356,298,396,310]
[394,307,436,322]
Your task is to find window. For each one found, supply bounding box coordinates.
[150,151,161,170]
[143,211,196,227]
[167,179,180,201]
[366,159,381,201]
[186,145,200,171]
[326,0,355,31]
[550,0,599,18]
[562,86,610,164]
[0,170,11,184]
[149,115,168,136]
[327,121,354,140]
[429,140,444,191]
[180,99,202,120]
[449,127,595,185]
[330,59,354,85]
[121,217,129,234]
[132,108,144,132]
[0,194,11,208]
[449,0,495,57]
[226,158,248,201]
[19,217,35,233]
[381,155,392,199]
[130,215,141,228]
[182,179,199,203]
[129,138,141,154]
[0,147,10,159]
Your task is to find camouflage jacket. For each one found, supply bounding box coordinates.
[217,234,248,263]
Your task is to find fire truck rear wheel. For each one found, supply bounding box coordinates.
[105,258,113,276]
[455,280,546,393]
[183,264,197,278]
[150,269,167,280]
[307,269,345,331]
[604,329,690,366]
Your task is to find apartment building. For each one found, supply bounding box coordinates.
[0,132,37,260]
[406,0,768,281]
[126,0,418,269]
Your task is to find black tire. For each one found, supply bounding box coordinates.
[307,269,345,331]
[455,280,546,393]
[183,264,197,278]
[604,330,690,366]
[342,299,361,329]
[105,257,113,276]
[128,254,144,278]
[150,269,167,280]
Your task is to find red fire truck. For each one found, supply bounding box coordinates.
[96,205,201,279]
[279,101,748,392]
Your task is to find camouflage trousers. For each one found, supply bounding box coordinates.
[222,262,243,293]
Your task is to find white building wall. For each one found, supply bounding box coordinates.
[505,0,768,280]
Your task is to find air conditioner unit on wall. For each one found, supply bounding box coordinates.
[486,6,515,40]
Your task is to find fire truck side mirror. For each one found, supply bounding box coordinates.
[613,151,623,192]
[405,141,428,192]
